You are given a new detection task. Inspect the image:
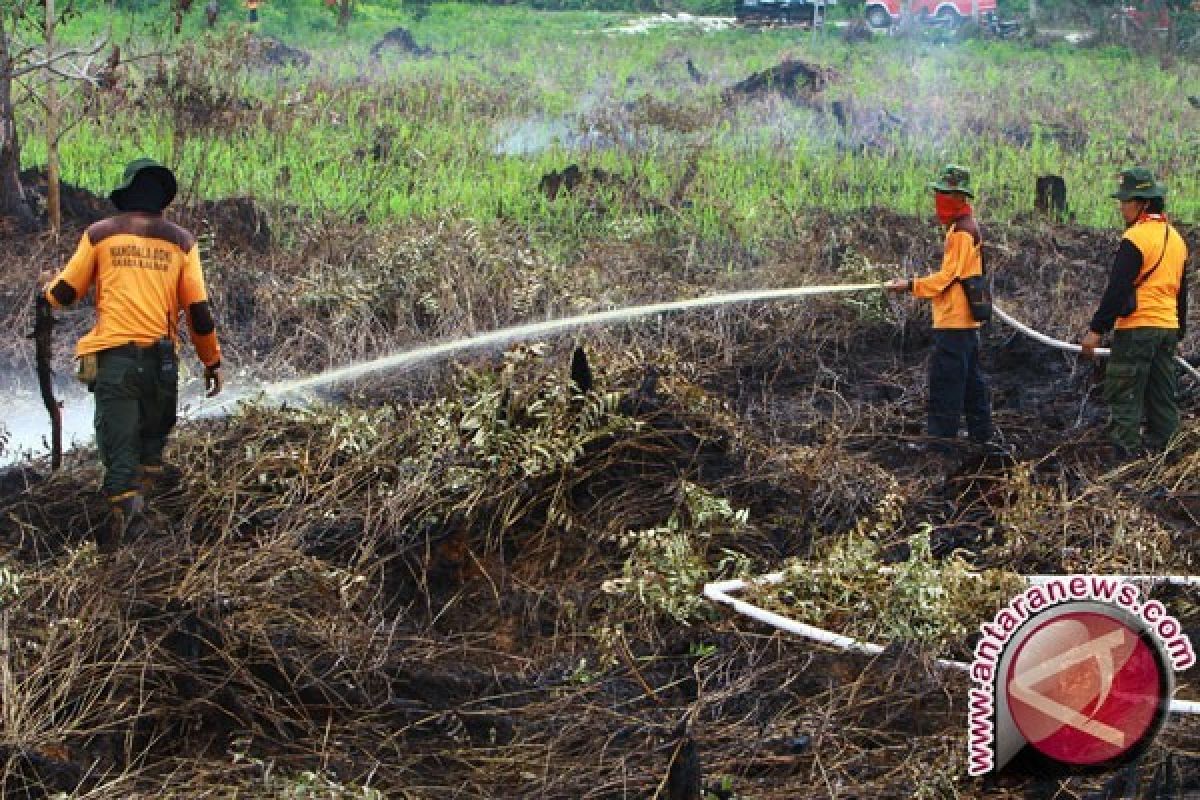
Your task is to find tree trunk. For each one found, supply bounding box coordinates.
[46,0,61,234]
[0,16,33,226]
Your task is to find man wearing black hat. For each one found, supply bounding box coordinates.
[1081,167,1188,460]
[41,158,223,552]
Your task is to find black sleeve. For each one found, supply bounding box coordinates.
[1090,239,1142,335]
[49,279,77,307]
[187,301,216,335]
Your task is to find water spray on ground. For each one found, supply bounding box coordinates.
[7,285,1196,464]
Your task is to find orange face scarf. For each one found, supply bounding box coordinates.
[935,193,972,226]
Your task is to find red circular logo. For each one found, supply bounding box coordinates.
[1005,611,1166,766]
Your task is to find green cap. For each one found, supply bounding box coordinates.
[1110,167,1165,201]
[109,158,177,210]
[928,164,974,198]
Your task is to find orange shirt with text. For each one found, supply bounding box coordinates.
[45,214,221,367]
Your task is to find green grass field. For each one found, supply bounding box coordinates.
[18,1,1199,253]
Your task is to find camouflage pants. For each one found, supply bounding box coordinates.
[1103,328,1179,453]
[93,347,178,499]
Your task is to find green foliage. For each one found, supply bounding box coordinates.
[758,500,1024,651]
[0,562,20,608]
[608,481,751,624]
[407,343,635,486]
[705,774,741,800]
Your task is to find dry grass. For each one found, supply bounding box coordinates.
[1,206,1198,797]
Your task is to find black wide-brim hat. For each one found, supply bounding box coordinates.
[109,158,178,211]
[1110,167,1165,201]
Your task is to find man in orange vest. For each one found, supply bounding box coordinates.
[246,0,259,23]
[1082,167,1188,460]
[42,159,223,552]
[886,164,992,449]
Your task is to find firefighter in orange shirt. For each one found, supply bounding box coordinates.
[246,0,259,23]
[886,164,992,449]
[1081,167,1188,460]
[42,159,223,553]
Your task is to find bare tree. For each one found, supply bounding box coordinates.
[45,0,60,231]
[0,10,31,225]
[0,0,106,228]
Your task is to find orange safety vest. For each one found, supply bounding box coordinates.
[1116,215,1187,331]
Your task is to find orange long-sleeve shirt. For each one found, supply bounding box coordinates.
[44,213,222,367]
[911,221,983,330]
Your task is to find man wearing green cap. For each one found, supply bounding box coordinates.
[41,158,224,553]
[1081,167,1188,460]
[886,164,992,448]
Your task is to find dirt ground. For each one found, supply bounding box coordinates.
[0,203,1198,798]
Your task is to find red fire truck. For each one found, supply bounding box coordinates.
[865,0,998,29]
[1113,2,1172,36]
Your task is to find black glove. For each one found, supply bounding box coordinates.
[204,364,223,397]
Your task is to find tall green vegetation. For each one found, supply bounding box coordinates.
[11,2,1200,247]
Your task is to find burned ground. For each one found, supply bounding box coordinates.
[0,203,1198,797]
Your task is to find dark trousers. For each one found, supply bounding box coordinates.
[94,348,178,499]
[1103,327,1179,453]
[928,329,991,442]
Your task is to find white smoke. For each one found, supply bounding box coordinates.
[0,383,95,467]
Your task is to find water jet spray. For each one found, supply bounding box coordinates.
[7,283,1195,463]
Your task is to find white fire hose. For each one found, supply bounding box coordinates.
[992,306,1200,382]
[704,573,1200,714]
[686,292,1200,716]
[185,284,1198,419]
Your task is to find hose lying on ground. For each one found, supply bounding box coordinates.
[703,573,1200,715]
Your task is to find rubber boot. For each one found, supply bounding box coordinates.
[139,464,183,502]
[97,492,143,554]
[138,466,157,501]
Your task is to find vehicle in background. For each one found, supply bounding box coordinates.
[864,0,998,29]
[1111,2,1172,37]
[734,0,834,26]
